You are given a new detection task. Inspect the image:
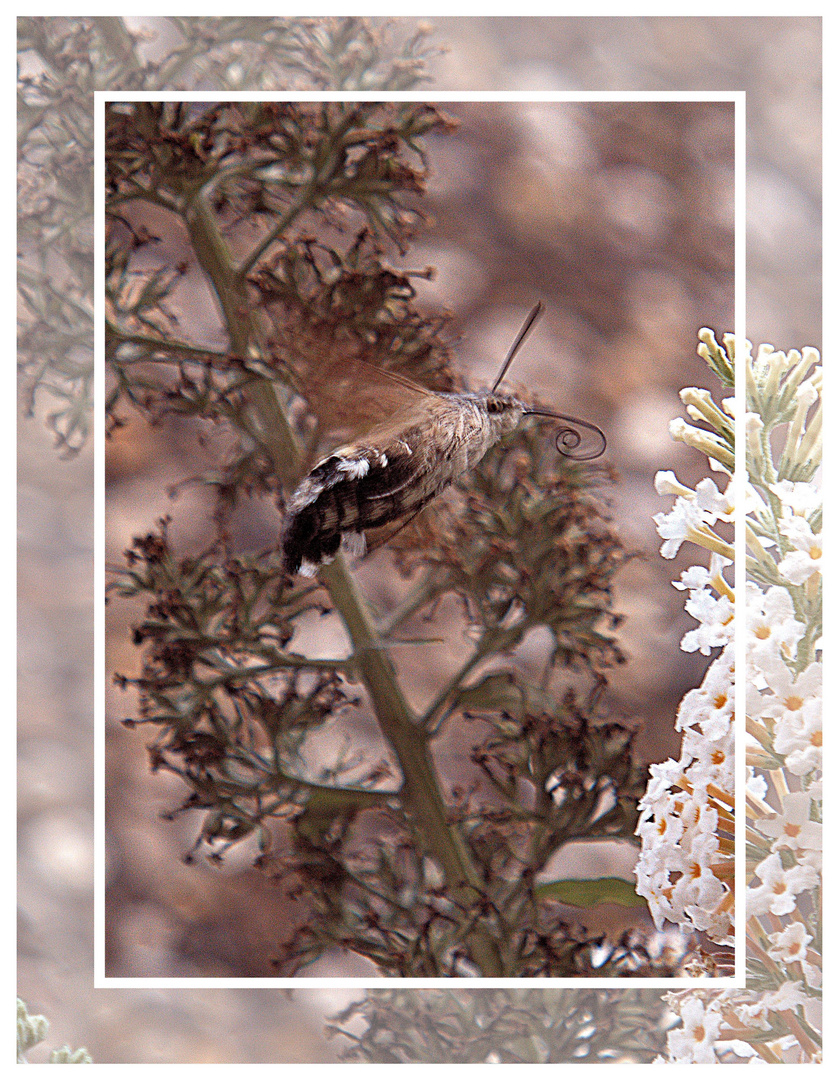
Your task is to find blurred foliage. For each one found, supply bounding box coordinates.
[18,16,441,455]
[329,988,669,1063]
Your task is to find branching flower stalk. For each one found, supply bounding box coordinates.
[637,330,821,1062]
[176,161,492,925]
[124,100,499,974]
[330,988,670,1063]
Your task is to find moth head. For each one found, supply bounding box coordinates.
[482,392,525,436]
[488,305,606,461]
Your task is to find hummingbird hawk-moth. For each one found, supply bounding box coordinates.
[281,304,606,576]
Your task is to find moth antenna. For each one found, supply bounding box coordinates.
[491,302,544,392]
[523,408,607,461]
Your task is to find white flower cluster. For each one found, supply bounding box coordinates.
[635,641,735,946]
[637,331,822,1064]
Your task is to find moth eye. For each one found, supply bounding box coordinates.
[486,398,506,414]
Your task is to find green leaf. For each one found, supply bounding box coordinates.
[451,671,523,714]
[535,876,645,908]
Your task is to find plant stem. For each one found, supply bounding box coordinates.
[184,185,300,488]
[320,557,503,974]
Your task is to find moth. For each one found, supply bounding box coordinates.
[280,304,605,577]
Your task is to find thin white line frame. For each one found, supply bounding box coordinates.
[95,88,745,989]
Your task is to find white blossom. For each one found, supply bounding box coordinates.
[769,479,821,517]
[754,792,822,854]
[666,998,723,1064]
[762,981,809,1014]
[767,921,812,965]
[744,582,805,668]
[777,515,822,585]
[748,852,819,917]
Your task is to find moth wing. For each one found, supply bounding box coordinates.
[356,419,465,559]
[299,356,436,435]
[267,321,445,450]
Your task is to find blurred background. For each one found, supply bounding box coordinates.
[18,15,820,1063]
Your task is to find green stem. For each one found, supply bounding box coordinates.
[184,186,300,489]
[236,103,362,279]
[320,557,504,975]
[376,567,440,637]
[419,647,486,734]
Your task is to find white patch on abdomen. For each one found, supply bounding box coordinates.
[336,455,370,479]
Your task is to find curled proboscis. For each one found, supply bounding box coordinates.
[525,409,607,461]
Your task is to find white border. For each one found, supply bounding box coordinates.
[733,86,747,983]
[95,89,745,989]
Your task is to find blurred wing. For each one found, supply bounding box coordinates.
[296,355,436,434]
[266,319,441,439]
